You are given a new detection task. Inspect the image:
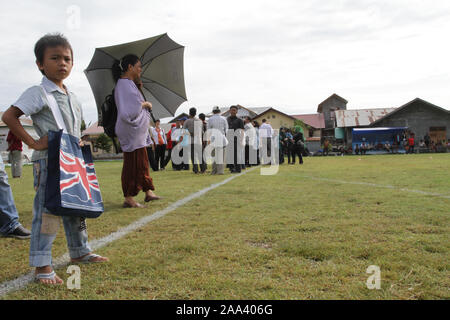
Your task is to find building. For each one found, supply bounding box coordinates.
[334,108,396,144]
[292,113,325,152]
[219,105,259,119]
[205,105,301,129]
[251,108,301,130]
[369,98,450,145]
[320,95,450,149]
[0,112,37,162]
[317,94,348,143]
[81,122,117,158]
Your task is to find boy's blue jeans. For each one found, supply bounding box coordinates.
[0,156,20,235]
[30,159,92,267]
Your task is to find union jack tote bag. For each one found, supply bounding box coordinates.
[45,130,104,218]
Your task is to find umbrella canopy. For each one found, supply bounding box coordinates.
[84,33,187,121]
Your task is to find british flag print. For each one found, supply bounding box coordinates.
[58,135,103,211]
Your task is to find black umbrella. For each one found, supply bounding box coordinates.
[84,33,187,121]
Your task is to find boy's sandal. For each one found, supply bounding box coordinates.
[71,253,108,264]
[34,271,62,284]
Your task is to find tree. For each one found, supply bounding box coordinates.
[80,119,86,132]
[94,133,112,153]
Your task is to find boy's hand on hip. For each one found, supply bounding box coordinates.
[31,136,48,150]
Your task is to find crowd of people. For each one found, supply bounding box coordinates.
[353,130,450,155]
[354,130,418,155]
[141,106,307,177]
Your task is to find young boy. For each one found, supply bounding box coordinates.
[1,33,108,285]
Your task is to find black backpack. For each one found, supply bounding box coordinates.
[100,90,120,153]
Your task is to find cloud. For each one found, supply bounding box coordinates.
[1,0,449,125]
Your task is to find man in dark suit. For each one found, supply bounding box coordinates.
[226,105,244,173]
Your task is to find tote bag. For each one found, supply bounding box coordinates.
[40,86,103,218]
[45,130,104,218]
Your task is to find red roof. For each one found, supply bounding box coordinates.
[82,121,104,136]
[291,113,325,129]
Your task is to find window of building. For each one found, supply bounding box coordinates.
[330,108,336,122]
[429,127,447,144]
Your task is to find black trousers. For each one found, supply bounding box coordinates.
[173,142,189,170]
[287,144,294,163]
[171,142,182,170]
[146,146,159,171]
[231,137,241,172]
[176,144,189,170]
[164,148,172,168]
[279,143,286,164]
[261,137,272,164]
[190,143,206,173]
[245,145,250,166]
[155,144,166,169]
[291,145,304,164]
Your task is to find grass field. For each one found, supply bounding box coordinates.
[1,154,449,299]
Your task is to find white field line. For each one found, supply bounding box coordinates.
[0,167,257,297]
[301,175,450,200]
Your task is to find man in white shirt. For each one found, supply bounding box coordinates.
[184,108,206,173]
[259,119,273,164]
[207,106,228,175]
[150,120,167,171]
[244,116,257,166]
[170,118,189,170]
[146,126,158,171]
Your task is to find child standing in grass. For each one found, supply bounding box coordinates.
[1,33,108,285]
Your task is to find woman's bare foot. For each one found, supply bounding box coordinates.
[35,266,63,285]
[123,197,144,208]
[144,190,162,202]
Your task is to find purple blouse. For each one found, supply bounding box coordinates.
[114,78,152,152]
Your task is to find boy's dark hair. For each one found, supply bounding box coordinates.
[189,107,197,117]
[230,105,238,110]
[199,113,205,121]
[262,119,267,123]
[112,54,140,82]
[34,33,73,75]
[155,119,160,123]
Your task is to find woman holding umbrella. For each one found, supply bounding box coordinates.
[112,54,161,208]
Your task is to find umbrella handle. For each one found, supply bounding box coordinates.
[148,109,156,123]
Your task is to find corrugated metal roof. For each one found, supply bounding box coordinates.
[335,108,396,127]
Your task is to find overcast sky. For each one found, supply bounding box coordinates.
[1,0,450,125]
